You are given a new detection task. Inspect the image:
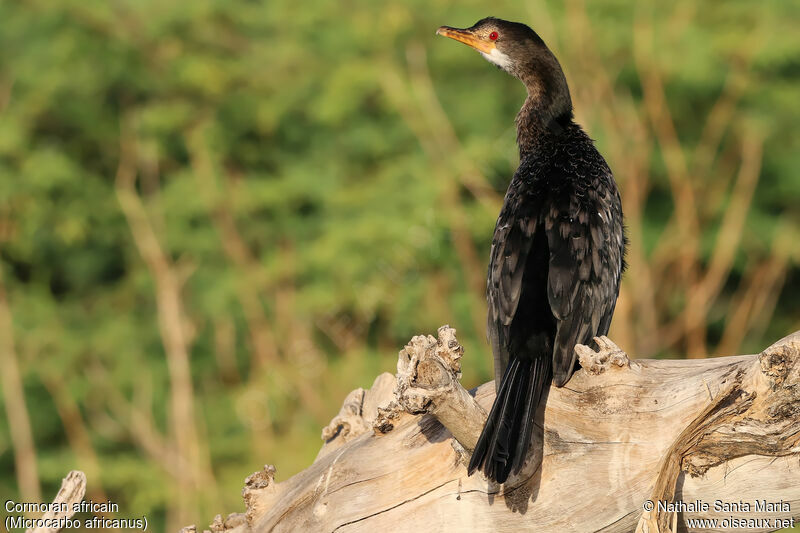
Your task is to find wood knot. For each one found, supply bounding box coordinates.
[759,345,793,389]
[373,402,403,434]
[415,359,449,389]
[243,465,279,526]
[758,330,800,390]
[209,514,225,532]
[576,336,630,375]
[320,388,368,442]
[435,325,463,373]
[244,464,277,491]
[221,513,247,530]
[394,326,464,415]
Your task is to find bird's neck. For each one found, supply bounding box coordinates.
[515,63,573,156]
[515,94,573,157]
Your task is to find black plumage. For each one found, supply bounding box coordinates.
[437,18,626,483]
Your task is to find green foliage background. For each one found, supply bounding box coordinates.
[1,0,798,530]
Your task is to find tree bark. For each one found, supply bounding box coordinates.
[190,326,800,533]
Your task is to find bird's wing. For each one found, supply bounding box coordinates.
[486,209,537,385]
[545,182,623,387]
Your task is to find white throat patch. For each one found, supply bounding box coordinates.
[480,48,513,70]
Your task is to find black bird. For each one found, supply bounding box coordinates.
[437,18,626,483]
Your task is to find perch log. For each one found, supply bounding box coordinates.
[190,326,800,533]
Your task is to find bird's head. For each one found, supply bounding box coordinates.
[437,17,572,126]
[436,18,545,76]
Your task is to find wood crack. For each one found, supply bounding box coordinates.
[330,479,458,532]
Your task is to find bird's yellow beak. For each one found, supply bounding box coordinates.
[436,26,496,55]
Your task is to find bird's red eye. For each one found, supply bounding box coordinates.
[489,31,499,41]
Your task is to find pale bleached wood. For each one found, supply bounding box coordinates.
[25,470,86,533]
[195,327,800,533]
[393,327,487,453]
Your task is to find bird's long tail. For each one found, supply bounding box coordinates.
[467,356,551,483]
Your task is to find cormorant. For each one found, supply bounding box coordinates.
[437,18,626,484]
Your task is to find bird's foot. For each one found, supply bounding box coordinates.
[576,336,631,375]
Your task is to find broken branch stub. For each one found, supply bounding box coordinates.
[394,325,487,452]
[26,470,86,533]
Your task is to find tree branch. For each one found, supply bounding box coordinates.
[0,263,41,504]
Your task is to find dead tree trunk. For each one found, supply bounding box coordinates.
[188,327,800,533]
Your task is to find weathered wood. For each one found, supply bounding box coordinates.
[198,327,800,533]
[392,327,487,454]
[25,470,86,533]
